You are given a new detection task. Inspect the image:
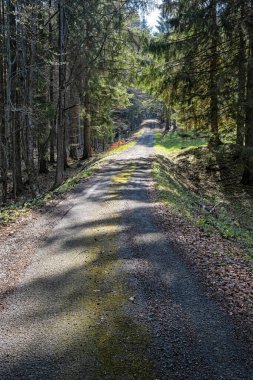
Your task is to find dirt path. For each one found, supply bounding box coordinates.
[0,125,253,379]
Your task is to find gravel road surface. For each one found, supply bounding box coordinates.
[0,124,253,379]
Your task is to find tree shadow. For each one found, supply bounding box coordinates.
[2,129,253,379]
[1,204,164,379]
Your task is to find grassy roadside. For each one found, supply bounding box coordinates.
[0,130,141,226]
[107,141,136,155]
[154,130,207,155]
[0,158,101,225]
[152,131,253,252]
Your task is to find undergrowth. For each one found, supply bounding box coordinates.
[0,161,100,225]
[153,131,253,250]
[0,134,139,225]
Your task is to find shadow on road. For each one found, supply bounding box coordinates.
[1,126,253,379]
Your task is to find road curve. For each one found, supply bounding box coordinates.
[0,124,253,379]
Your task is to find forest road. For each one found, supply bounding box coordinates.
[1,123,253,380]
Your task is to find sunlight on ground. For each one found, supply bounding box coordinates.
[152,133,253,247]
[111,163,137,185]
[154,131,207,154]
[52,167,154,377]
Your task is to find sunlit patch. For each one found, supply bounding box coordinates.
[1,129,159,378]
[111,163,137,185]
[37,207,155,377]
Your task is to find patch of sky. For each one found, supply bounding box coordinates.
[144,0,162,33]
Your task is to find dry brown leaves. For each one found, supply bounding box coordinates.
[152,194,253,344]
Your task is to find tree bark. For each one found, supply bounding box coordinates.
[39,135,49,174]
[49,0,56,164]
[25,6,38,196]
[69,83,79,160]
[236,3,246,146]
[0,0,8,203]
[55,0,65,186]
[242,1,253,185]
[209,0,221,147]
[82,92,92,159]
[10,0,23,196]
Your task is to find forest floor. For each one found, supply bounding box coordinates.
[0,124,253,379]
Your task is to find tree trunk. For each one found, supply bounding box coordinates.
[25,7,38,196]
[55,0,65,186]
[82,93,92,159]
[63,88,69,169]
[13,115,23,194]
[39,136,49,174]
[10,0,23,197]
[69,83,79,160]
[0,0,8,203]
[38,6,49,175]
[236,3,246,146]
[49,0,56,164]
[242,1,253,185]
[209,0,221,147]
[49,52,56,164]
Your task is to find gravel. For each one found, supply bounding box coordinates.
[0,125,253,379]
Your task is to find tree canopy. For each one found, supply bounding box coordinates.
[1,0,253,206]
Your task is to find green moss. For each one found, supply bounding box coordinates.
[244,254,253,261]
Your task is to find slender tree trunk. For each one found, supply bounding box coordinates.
[1,0,12,202]
[49,99,55,164]
[69,83,79,159]
[38,7,49,174]
[10,1,23,197]
[55,0,65,185]
[5,0,11,174]
[63,90,69,169]
[25,7,38,196]
[209,0,221,147]
[10,0,17,198]
[13,119,23,194]
[16,2,38,197]
[82,92,92,159]
[39,137,49,174]
[0,0,8,203]
[236,4,246,146]
[242,0,253,185]
[49,0,56,163]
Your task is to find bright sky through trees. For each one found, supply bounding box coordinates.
[146,1,161,31]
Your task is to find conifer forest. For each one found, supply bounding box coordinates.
[1,1,253,204]
[1,1,253,379]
